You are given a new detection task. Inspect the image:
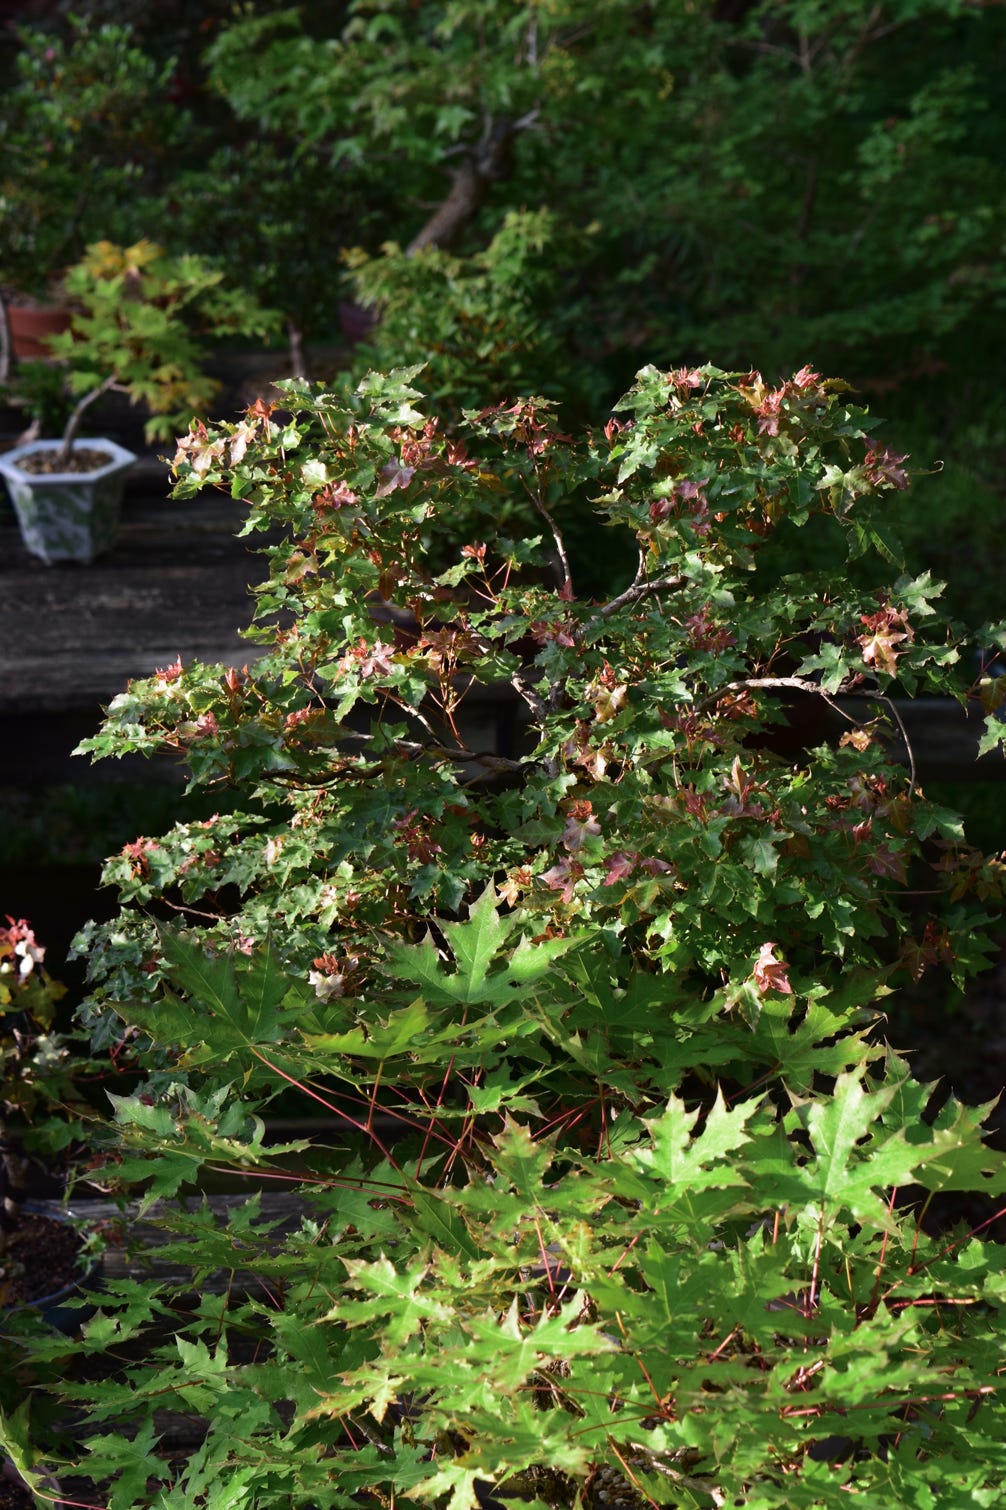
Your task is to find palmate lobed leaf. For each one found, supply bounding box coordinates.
[383,884,588,1009]
[636,1088,762,1191]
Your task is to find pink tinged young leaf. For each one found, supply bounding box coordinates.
[540,857,582,903]
[314,479,359,511]
[172,423,226,476]
[562,802,601,852]
[668,368,705,392]
[192,712,220,739]
[374,458,416,497]
[789,364,823,390]
[602,850,639,886]
[562,813,601,852]
[308,952,361,1002]
[858,609,909,677]
[340,637,398,679]
[639,856,673,876]
[863,439,909,490]
[752,942,793,996]
[865,847,908,883]
[754,388,784,436]
[227,419,259,465]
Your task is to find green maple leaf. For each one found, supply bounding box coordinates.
[332,1255,452,1347]
[913,1095,1006,1196]
[464,1294,617,1391]
[301,995,432,1059]
[384,883,584,1007]
[798,1071,918,1220]
[488,1116,556,1205]
[412,1461,484,1510]
[149,928,301,1063]
[153,1462,259,1508]
[457,1397,595,1474]
[635,1089,761,1191]
[108,1085,302,1209]
[84,1418,166,1510]
[409,1188,482,1262]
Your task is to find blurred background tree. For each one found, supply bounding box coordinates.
[2,0,1004,624]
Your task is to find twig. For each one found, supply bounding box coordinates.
[871,691,917,793]
[592,574,685,622]
[694,675,863,720]
[529,487,573,597]
[0,293,11,386]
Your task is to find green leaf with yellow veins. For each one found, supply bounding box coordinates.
[411,1462,484,1510]
[463,1295,617,1391]
[487,1116,556,1205]
[410,1188,482,1262]
[83,1419,166,1510]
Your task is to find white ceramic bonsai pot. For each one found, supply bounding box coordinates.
[0,438,136,564]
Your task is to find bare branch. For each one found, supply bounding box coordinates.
[694,675,864,716]
[511,666,548,723]
[57,373,120,464]
[592,574,685,622]
[529,489,573,598]
[0,294,11,386]
[406,110,540,256]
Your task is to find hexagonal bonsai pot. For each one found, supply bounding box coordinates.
[0,438,135,564]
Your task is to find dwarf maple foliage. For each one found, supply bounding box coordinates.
[14,366,1006,1506]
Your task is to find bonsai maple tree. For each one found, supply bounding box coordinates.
[40,240,279,467]
[13,364,1006,1505]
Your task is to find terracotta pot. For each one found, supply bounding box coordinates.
[6,305,71,362]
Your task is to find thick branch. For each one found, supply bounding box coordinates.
[592,574,685,623]
[406,113,537,255]
[695,675,863,719]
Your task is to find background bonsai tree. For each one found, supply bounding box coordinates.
[21,366,1006,1504]
[32,239,280,468]
[0,15,201,385]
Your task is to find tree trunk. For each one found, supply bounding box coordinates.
[406,118,521,255]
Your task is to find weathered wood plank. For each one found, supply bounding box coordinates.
[0,460,266,718]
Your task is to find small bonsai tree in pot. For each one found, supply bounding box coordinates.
[0,240,279,564]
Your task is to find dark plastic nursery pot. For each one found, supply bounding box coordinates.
[0,1201,103,1336]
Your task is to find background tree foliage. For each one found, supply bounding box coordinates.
[3,0,1004,619]
[193,0,1006,620]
